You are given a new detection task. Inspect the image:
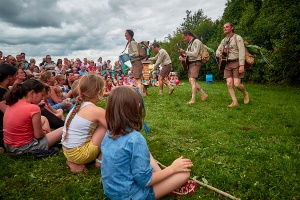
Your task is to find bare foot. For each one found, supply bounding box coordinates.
[66,160,86,172]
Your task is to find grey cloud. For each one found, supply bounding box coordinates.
[0,0,227,63]
[0,0,63,28]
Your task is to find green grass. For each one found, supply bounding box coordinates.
[1,81,299,199]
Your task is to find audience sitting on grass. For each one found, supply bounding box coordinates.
[12,68,27,86]
[88,60,97,73]
[40,71,72,111]
[0,52,180,158]
[101,86,197,199]
[55,74,69,99]
[65,79,80,107]
[3,79,62,157]
[150,73,159,87]
[103,77,116,97]
[61,74,107,172]
[78,65,88,76]
[41,85,65,121]
[0,64,18,155]
[55,62,66,75]
[38,85,65,130]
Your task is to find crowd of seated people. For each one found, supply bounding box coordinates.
[0,51,180,156]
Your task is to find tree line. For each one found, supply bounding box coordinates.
[154,0,300,85]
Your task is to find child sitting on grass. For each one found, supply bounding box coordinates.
[41,85,65,121]
[61,74,107,172]
[54,87,64,102]
[55,74,69,99]
[3,79,62,156]
[101,86,197,199]
[103,77,115,97]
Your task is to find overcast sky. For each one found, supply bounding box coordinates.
[0,0,227,64]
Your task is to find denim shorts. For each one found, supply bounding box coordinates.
[52,101,67,110]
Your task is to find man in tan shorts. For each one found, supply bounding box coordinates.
[217,22,250,107]
[148,42,174,95]
[124,29,144,94]
[178,30,208,104]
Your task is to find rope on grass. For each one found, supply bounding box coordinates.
[156,160,241,200]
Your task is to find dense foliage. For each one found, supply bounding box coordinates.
[154,0,300,85]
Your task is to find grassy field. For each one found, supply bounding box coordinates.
[1,81,299,200]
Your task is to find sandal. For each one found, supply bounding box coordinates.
[170,180,198,196]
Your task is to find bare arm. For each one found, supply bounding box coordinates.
[46,104,58,114]
[50,86,63,103]
[32,113,46,139]
[96,107,107,129]
[65,90,73,98]
[0,101,8,113]
[147,156,193,186]
[148,53,159,62]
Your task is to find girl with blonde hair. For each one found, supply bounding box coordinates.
[61,74,106,172]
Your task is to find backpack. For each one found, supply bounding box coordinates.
[200,43,210,64]
[138,41,150,59]
[234,35,255,69]
[121,41,150,60]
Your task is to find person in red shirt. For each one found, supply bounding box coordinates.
[3,79,62,156]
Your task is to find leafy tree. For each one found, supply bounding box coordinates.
[155,0,300,85]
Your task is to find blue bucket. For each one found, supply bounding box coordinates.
[206,74,213,84]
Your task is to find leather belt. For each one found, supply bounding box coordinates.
[227,59,238,62]
[188,60,200,64]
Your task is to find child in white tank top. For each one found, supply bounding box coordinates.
[61,74,106,172]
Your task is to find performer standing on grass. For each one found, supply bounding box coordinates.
[148,42,174,95]
[178,30,208,104]
[217,22,249,107]
[124,29,144,95]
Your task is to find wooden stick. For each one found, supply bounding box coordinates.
[156,160,241,200]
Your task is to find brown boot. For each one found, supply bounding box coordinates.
[187,98,196,104]
[228,100,239,108]
[201,93,208,101]
[244,92,250,104]
[168,86,174,95]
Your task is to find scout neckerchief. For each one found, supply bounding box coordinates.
[223,33,235,58]
[187,37,196,52]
